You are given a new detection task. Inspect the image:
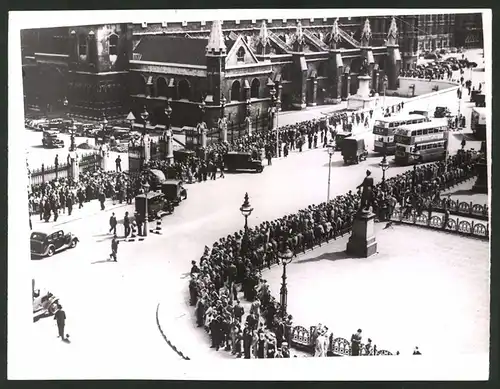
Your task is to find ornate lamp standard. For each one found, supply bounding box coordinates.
[382,75,388,112]
[199,99,206,123]
[240,193,254,255]
[70,123,77,152]
[240,192,254,231]
[140,106,149,137]
[140,107,149,169]
[327,145,335,202]
[379,153,389,190]
[278,244,294,318]
[142,181,150,237]
[268,82,279,157]
[165,99,173,163]
[100,114,108,146]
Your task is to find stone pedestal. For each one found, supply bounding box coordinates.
[69,151,80,181]
[246,119,252,136]
[346,210,378,258]
[201,129,208,148]
[347,75,379,111]
[221,125,228,143]
[166,133,174,163]
[472,161,488,194]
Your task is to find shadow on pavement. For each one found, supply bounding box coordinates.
[322,160,347,168]
[295,249,352,264]
[443,188,476,197]
[91,259,115,265]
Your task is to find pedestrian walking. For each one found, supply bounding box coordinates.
[54,304,66,340]
[123,211,130,237]
[109,212,117,235]
[110,235,119,261]
[351,329,362,356]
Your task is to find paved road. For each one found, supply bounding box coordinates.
[22,49,487,377]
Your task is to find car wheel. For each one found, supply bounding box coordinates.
[47,246,55,257]
[48,302,58,315]
[70,239,78,249]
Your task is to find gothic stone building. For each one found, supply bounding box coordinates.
[22,17,407,133]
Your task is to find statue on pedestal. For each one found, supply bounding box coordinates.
[356,169,374,212]
[359,58,370,77]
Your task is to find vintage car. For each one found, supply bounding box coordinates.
[434,106,452,119]
[224,151,264,173]
[30,230,79,258]
[42,130,65,148]
[334,131,352,151]
[161,179,187,205]
[173,149,196,163]
[135,191,173,220]
[341,137,368,165]
[33,287,60,320]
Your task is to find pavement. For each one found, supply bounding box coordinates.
[18,49,489,378]
[157,222,489,359]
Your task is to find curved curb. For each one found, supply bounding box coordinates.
[156,303,191,360]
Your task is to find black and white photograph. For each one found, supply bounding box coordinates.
[8,8,491,380]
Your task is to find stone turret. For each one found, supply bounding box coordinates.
[293,20,305,52]
[206,20,227,105]
[206,20,227,56]
[359,18,374,88]
[327,18,344,104]
[257,20,271,57]
[385,17,401,90]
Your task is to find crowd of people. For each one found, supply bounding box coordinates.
[28,169,143,224]
[143,103,406,184]
[189,151,479,358]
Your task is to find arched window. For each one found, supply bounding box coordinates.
[109,34,118,55]
[178,79,191,100]
[250,78,260,98]
[78,34,87,59]
[157,77,168,97]
[231,80,241,101]
[237,47,245,63]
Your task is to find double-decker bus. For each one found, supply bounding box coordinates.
[372,114,429,154]
[471,107,486,140]
[393,120,449,165]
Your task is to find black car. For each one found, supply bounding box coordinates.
[224,152,264,173]
[30,230,79,258]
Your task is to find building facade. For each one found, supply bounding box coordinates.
[454,13,483,49]
[21,13,481,133]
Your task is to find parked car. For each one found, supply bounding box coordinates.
[450,47,458,53]
[224,151,264,173]
[135,191,172,220]
[42,130,64,148]
[33,286,60,320]
[341,137,368,165]
[30,230,79,258]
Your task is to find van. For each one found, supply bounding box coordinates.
[341,137,368,165]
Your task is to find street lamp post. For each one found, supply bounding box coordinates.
[383,76,388,112]
[140,107,149,169]
[142,182,150,237]
[70,123,77,152]
[327,145,335,202]
[101,114,108,146]
[278,244,294,318]
[240,193,254,255]
[165,100,173,163]
[220,94,227,142]
[239,192,254,232]
[379,153,389,190]
[269,84,279,157]
[140,106,149,137]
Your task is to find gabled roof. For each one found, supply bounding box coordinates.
[226,35,259,65]
[134,36,208,66]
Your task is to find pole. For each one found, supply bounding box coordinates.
[280,262,288,318]
[144,192,148,236]
[244,215,248,231]
[327,152,332,202]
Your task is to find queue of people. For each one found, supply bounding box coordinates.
[28,169,143,224]
[189,150,479,358]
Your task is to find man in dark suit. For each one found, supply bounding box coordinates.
[351,328,362,356]
[123,211,130,237]
[54,304,66,340]
[109,212,117,235]
[110,235,119,262]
